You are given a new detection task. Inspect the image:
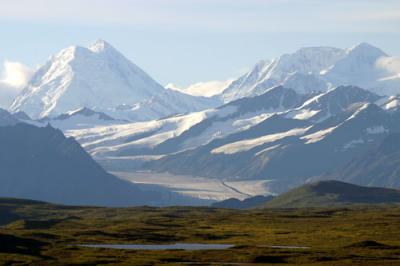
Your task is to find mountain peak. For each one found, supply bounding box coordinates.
[10,40,168,119]
[10,40,218,121]
[88,39,115,53]
[345,102,384,122]
[332,85,378,95]
[351,42,379,49]
[348,42,387,58]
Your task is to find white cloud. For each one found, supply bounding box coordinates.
[376,56,400,75]
[1,61,33,88]
[0,61,33,108]
[166,79,233,97]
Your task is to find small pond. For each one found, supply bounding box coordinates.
[79,243,234,250]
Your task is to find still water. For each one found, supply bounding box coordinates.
[79,243,234,250]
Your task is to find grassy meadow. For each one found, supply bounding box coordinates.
[1,199,400,265]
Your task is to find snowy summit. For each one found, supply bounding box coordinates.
[10,40,219,120]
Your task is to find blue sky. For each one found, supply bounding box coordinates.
[0,0,399,87]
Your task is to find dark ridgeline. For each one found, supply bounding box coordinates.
[211,195,274,209]
[0,122,161,206]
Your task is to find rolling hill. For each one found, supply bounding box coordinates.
[263,180,400,208]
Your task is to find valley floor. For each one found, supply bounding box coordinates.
[1,199,400,265]
[113,171,275,201]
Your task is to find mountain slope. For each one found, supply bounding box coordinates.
[324,132,400,188]
[263,180,400,208]
[0,123,201,207]
[10,40,219,120]
[285,85,381,122]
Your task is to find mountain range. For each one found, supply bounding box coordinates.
[221,43,400,102]
[62,83,400,193]
[142,86,400,192]
[2,40,400,204]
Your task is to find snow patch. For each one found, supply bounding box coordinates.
[343,139,364,150]
[288,109,320,120]
[346,103,371,121]
[255,144,281,156]
[211,127,310,155]
[380,96,400,110]
[301,126,337,144]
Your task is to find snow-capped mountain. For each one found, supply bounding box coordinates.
[222,47,345,102]
[221,43,400,102]
[9,40,219,120]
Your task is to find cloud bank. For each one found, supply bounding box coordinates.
[0,61,33,108]
[376,56,400,77]
[166,79,233,97]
